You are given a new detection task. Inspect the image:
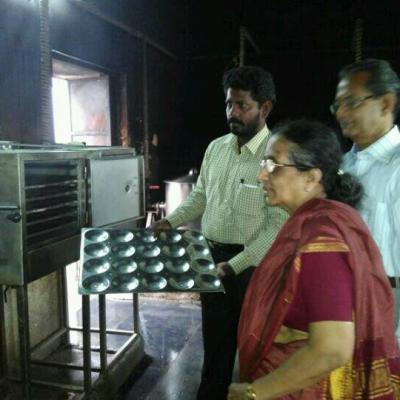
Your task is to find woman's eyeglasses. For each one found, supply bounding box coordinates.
[260,158,306,174]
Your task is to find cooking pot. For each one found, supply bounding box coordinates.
[164,169,200,230]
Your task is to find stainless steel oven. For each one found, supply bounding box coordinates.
[0,146,145,286]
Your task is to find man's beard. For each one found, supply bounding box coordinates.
[228,115,261,141]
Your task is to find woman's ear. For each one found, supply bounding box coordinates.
[306,168,323,186]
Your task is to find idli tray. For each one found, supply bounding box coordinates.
[79,228,225,294]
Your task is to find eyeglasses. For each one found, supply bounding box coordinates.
[260,158,302,173]
[329,95,375,115]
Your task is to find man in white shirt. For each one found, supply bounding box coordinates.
[331,58,400,338]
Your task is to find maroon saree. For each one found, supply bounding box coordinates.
[238,198,400,399]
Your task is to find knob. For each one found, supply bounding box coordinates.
[7,211,22,223]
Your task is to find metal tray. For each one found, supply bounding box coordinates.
[78,228,224,294]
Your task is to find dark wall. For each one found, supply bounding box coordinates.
[86,0,186,56]
[0,0,185,153]
[172,0,400,177]
[0,0,42,143]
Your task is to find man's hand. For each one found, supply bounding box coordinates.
[150,218,172,231]
[216,262,234,278]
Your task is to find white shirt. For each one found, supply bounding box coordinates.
[342,125,400,277]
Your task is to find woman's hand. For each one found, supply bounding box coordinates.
[227,382,250,399]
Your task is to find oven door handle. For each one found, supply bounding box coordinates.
[0,204,22,223]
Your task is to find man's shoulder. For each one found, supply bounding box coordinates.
[209,133,233,144]
[388,145,400,176]
[206,133,234,150]
[391,142,400,159]
[342,144,400,164]
[379,141,400,166]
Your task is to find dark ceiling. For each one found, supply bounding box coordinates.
[186,1,400,59]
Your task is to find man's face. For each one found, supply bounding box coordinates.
[334,72,384,146]
[225,88,266,140]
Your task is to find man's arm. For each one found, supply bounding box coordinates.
[164,176,207,228]
[391,180,400,273]
[152,178,207,230]
[227,206,288,275]
[391,187,400,338]
[156,143,213,230]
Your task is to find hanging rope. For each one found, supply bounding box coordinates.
[352,18,363,62]
[39,0,54,144]
[239,26,245,66]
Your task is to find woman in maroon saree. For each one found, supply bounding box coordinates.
[228,120,400,399]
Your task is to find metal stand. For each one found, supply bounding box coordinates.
[133,293,139,334]
[99,295,107,373]
[82,295,92,396]
[6,279,143,399]
[17,285,32,400]
[0,286,9,398]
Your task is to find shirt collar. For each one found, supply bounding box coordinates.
[225,125,270,154]
[350,125,400,162]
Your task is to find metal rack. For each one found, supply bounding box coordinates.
[27,287,143,399]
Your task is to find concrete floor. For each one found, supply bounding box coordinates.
[122,297,203,400]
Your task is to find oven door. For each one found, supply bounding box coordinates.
[88,156,144,227]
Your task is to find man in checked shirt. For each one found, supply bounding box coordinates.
[152,66,287,400]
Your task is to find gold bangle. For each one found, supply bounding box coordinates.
[246,383,257,400]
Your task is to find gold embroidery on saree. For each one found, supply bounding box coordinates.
[351,358,400,399]
[301,236,350,254]
[328,358,400,399]
[329,360,353,399]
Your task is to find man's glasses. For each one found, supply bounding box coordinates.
[259,158,309,174]
[329,95,375,115]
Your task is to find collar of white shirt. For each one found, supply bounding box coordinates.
[350,125,400,163]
